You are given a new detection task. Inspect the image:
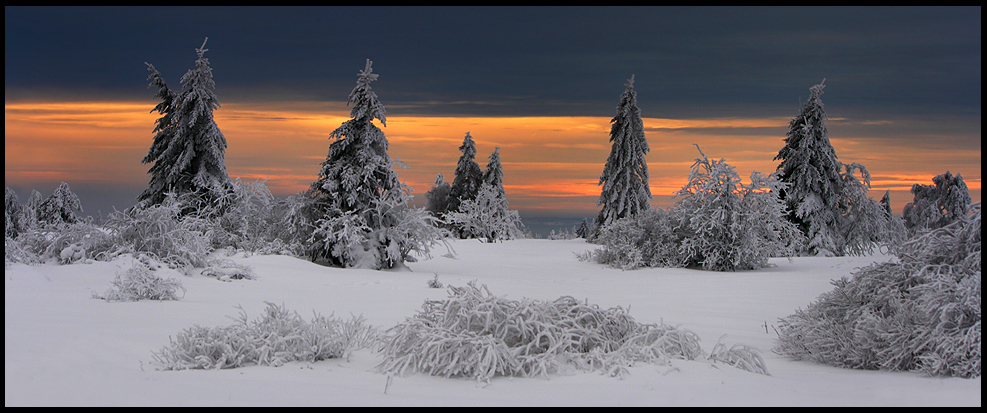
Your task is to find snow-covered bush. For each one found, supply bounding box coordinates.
[94,261,186,302]
[5,185,126,265]
[444,183,525,243]
[580,208,684,270]
[376,282,766,383]
[674,146,804,271]
[903,171,972,236]
[258,191,322,257]
[311,195,448,269]
[152,302,379,370]
[104,195,212,273]
[584,146,803,271]
[200,258,256,281]
[774,203,981,378]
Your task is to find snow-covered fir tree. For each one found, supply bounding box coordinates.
[5,187,28,238]
[448,132,484,216]
[308,59,442,269]
[424,173,453,217]
[445,146,524,243]
[138,38,233,214]
[36,182,84,227]
[773,79,895,256]
[310,59,402,217]
[595,75,652,237]
[481,147,505,196]
[575,218,591,239]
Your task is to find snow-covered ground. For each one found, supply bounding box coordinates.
[5,238,981,406]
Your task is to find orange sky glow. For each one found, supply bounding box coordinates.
[5,100,981,219]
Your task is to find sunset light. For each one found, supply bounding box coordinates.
[5,100,979,221]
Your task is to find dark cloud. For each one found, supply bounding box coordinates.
[6,6,981,119]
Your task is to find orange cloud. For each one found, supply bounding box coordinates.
[5,100,980,217]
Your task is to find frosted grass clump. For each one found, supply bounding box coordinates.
[377,282,766,383]
[94,263,186,302]
[153,302,379,370]
[774,203,980,378]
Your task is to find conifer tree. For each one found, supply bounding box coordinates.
[5,187,27,238]
[775,80,895,256]
[448,132,484,214]
[138,38,233,213]
[310,58,402,216]
[595,75,652,235]
[774,80,848,255]
[425,173,452,217]
[308,59,439,269]
[481,146,505,196]
[36,182,83,226]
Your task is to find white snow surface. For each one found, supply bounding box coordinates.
[5,239,981,406]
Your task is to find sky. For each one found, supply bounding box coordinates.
[5,6,981,235]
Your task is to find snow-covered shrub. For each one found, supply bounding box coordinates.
[427,273,444,289]
[258,191,322,257]
[376,282,765,383]
[311,195,448,269]
[584,146,803,271]
[206,178,278,251]
[580,208,684,270]
[153,302,379,370]
[774,203,981,378]
[94,262,186,302]
[674,146,804,271]
[444,183,525,243]
[708,340,770,375]
[200,258,256,281]
[903,171,972,236]
[104,196,212,272]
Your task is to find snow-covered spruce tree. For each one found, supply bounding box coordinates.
[308,59,443,269]
[673,145,804,271]
[774,79,892,256]
[774,80,844,255]
[447,132,485,218]
[36,182,84,227]
[903,171,972,236]
[576,218,591,239]
[5,187,29,239]
[446,147,524,242]
[138,38,233,215]
[774,203,980,378]
[594,75,652,238]
[425,173,453,217]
